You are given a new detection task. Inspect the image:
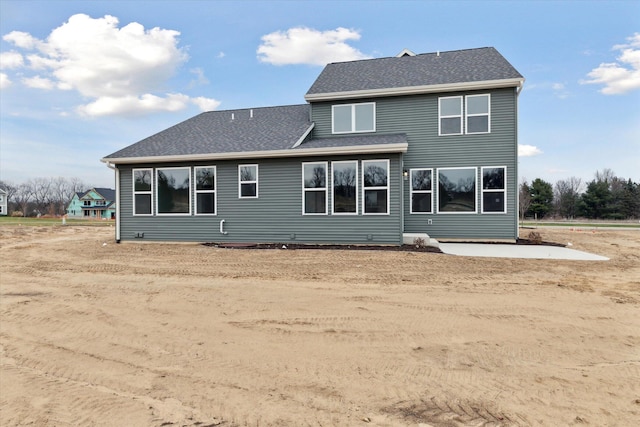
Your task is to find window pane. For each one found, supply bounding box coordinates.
[363,161,388,187]
[438,169,476,212]
[411,169,432,191]
[483,192,505,212]
[196,193,215,214]
[304,191,326,214]
[196,167,215,190]
[440,97,461,116]
[157,169,190,214]
[134,170,151,191]
[467,95,489,115]
[364,189,388,213]
[354,103,374,132]
[241,183,256,197]
[135,194,151,215]
[412,193,432,213]
[333,162,357,213]
[483,168,505,190]
[441,117,461,134]
[303,164,326,188]
[240,166,256,182]
[333,105,352,132]
[467,116,488,133]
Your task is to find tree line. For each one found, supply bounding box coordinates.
[519,169,640,221]
[0,177,94,217]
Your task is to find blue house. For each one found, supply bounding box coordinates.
[102,47,524,244]
[67,188,116,219]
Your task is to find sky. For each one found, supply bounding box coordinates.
[1,0,639,189]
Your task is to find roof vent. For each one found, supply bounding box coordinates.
[231,113,235,121]
[396,48,416,57]
[250,109,253,119]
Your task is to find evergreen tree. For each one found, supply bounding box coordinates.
[529,178,553,219]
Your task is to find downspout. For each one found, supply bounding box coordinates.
[515,81,524,239]
[105,162,121,243]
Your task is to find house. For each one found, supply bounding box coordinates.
[102,47,524,244]
[0,189,7,216]
[66,188,116,219]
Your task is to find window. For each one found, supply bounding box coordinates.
[156,167,191,215]
[332,161,358,215]
[439,96,462,135]
[466,94,490,134]
[482,166,506,213]
[437,167,477,213]
[302,162,328,215]
[195,166,216,215]
[332,103,375,134]
[83,200,91,206]
[239,164,258,198]
[362,159,389,214]
[133,168,153,215]
[410,168,433,214]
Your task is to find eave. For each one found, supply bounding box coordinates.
[304,78,525,102]
[101,142,408,165]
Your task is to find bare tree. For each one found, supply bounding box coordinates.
[519,179,532,221]
[554,177,582,219]
[13,182,34,216]
[30,177,53,215]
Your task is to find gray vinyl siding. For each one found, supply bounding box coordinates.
[117,154,402,244]
[311,88,519,240]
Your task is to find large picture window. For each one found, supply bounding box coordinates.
[439,96,462,135]
[239,164,258,198]
[156,167,191,215]
[133,168,153,216]
[466,94,490,134]
[482,166,506,213]
[410,168,433,214]
[332,161,358,215]
[302,162,328,215]
[438,167,477,213]
[332,103,375,134]
[362,159,389,214]
[195,166,216,215]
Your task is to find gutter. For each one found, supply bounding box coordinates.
[101,142,409,165]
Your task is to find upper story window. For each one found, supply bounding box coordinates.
[239,164,258,198]
[481,166,506,213]
[156,167,191,215]
[133,168,153,216]
[83,200,91,206]
[302,162,328,215]
[332,102,375,134]
[195,166,216,215]
[439,94,490,135]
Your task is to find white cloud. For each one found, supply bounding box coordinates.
[191,96,221,112]
[518,144,543,157]
[0,51,24,69]
[2,14,220,116]
[581,33,640,95]
[0,72,11,89]
[257,26,371,66]
[22,76,55,89]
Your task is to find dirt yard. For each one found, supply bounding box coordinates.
[1,225,638,426]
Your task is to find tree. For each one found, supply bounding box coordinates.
[518,179,532,221]
[529,178,553,219]
[13,182,34,216]
[554,177,582,219]
[580,179,611,219]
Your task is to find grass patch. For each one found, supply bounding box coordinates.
[0,217,113,227]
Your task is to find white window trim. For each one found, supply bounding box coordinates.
[409,168,434,214]
[438,96,463,136]
[331,160,359,215]
[465,94,491,134]
[481,166,507,214]
[436,166,478,214]
[362,159,390,216]
[238,164,259,198]
[194,166,217,216]
[302,162,328,215]
[331,102,376,134]
[155,166,192,216]
[132,168,153,216]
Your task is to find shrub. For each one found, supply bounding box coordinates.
[527,231,543,244]
[11,211,24,217]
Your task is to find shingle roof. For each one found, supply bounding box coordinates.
[104,105,313,159]
[297,133,407,151]
[306,47,523,96]
[94,188,115,201]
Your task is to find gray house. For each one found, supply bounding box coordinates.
[102,47,524,244]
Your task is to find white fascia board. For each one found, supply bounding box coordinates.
[100,143,408,165]
[291,123,315,148]
[304,78,525,101]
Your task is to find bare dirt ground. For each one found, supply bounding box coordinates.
[1,225,639,426]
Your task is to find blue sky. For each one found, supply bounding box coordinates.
[1,0,639,189]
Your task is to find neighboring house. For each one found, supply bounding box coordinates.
[66,188,116,219]
[0,189,7,216]
[102,47,524,244]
